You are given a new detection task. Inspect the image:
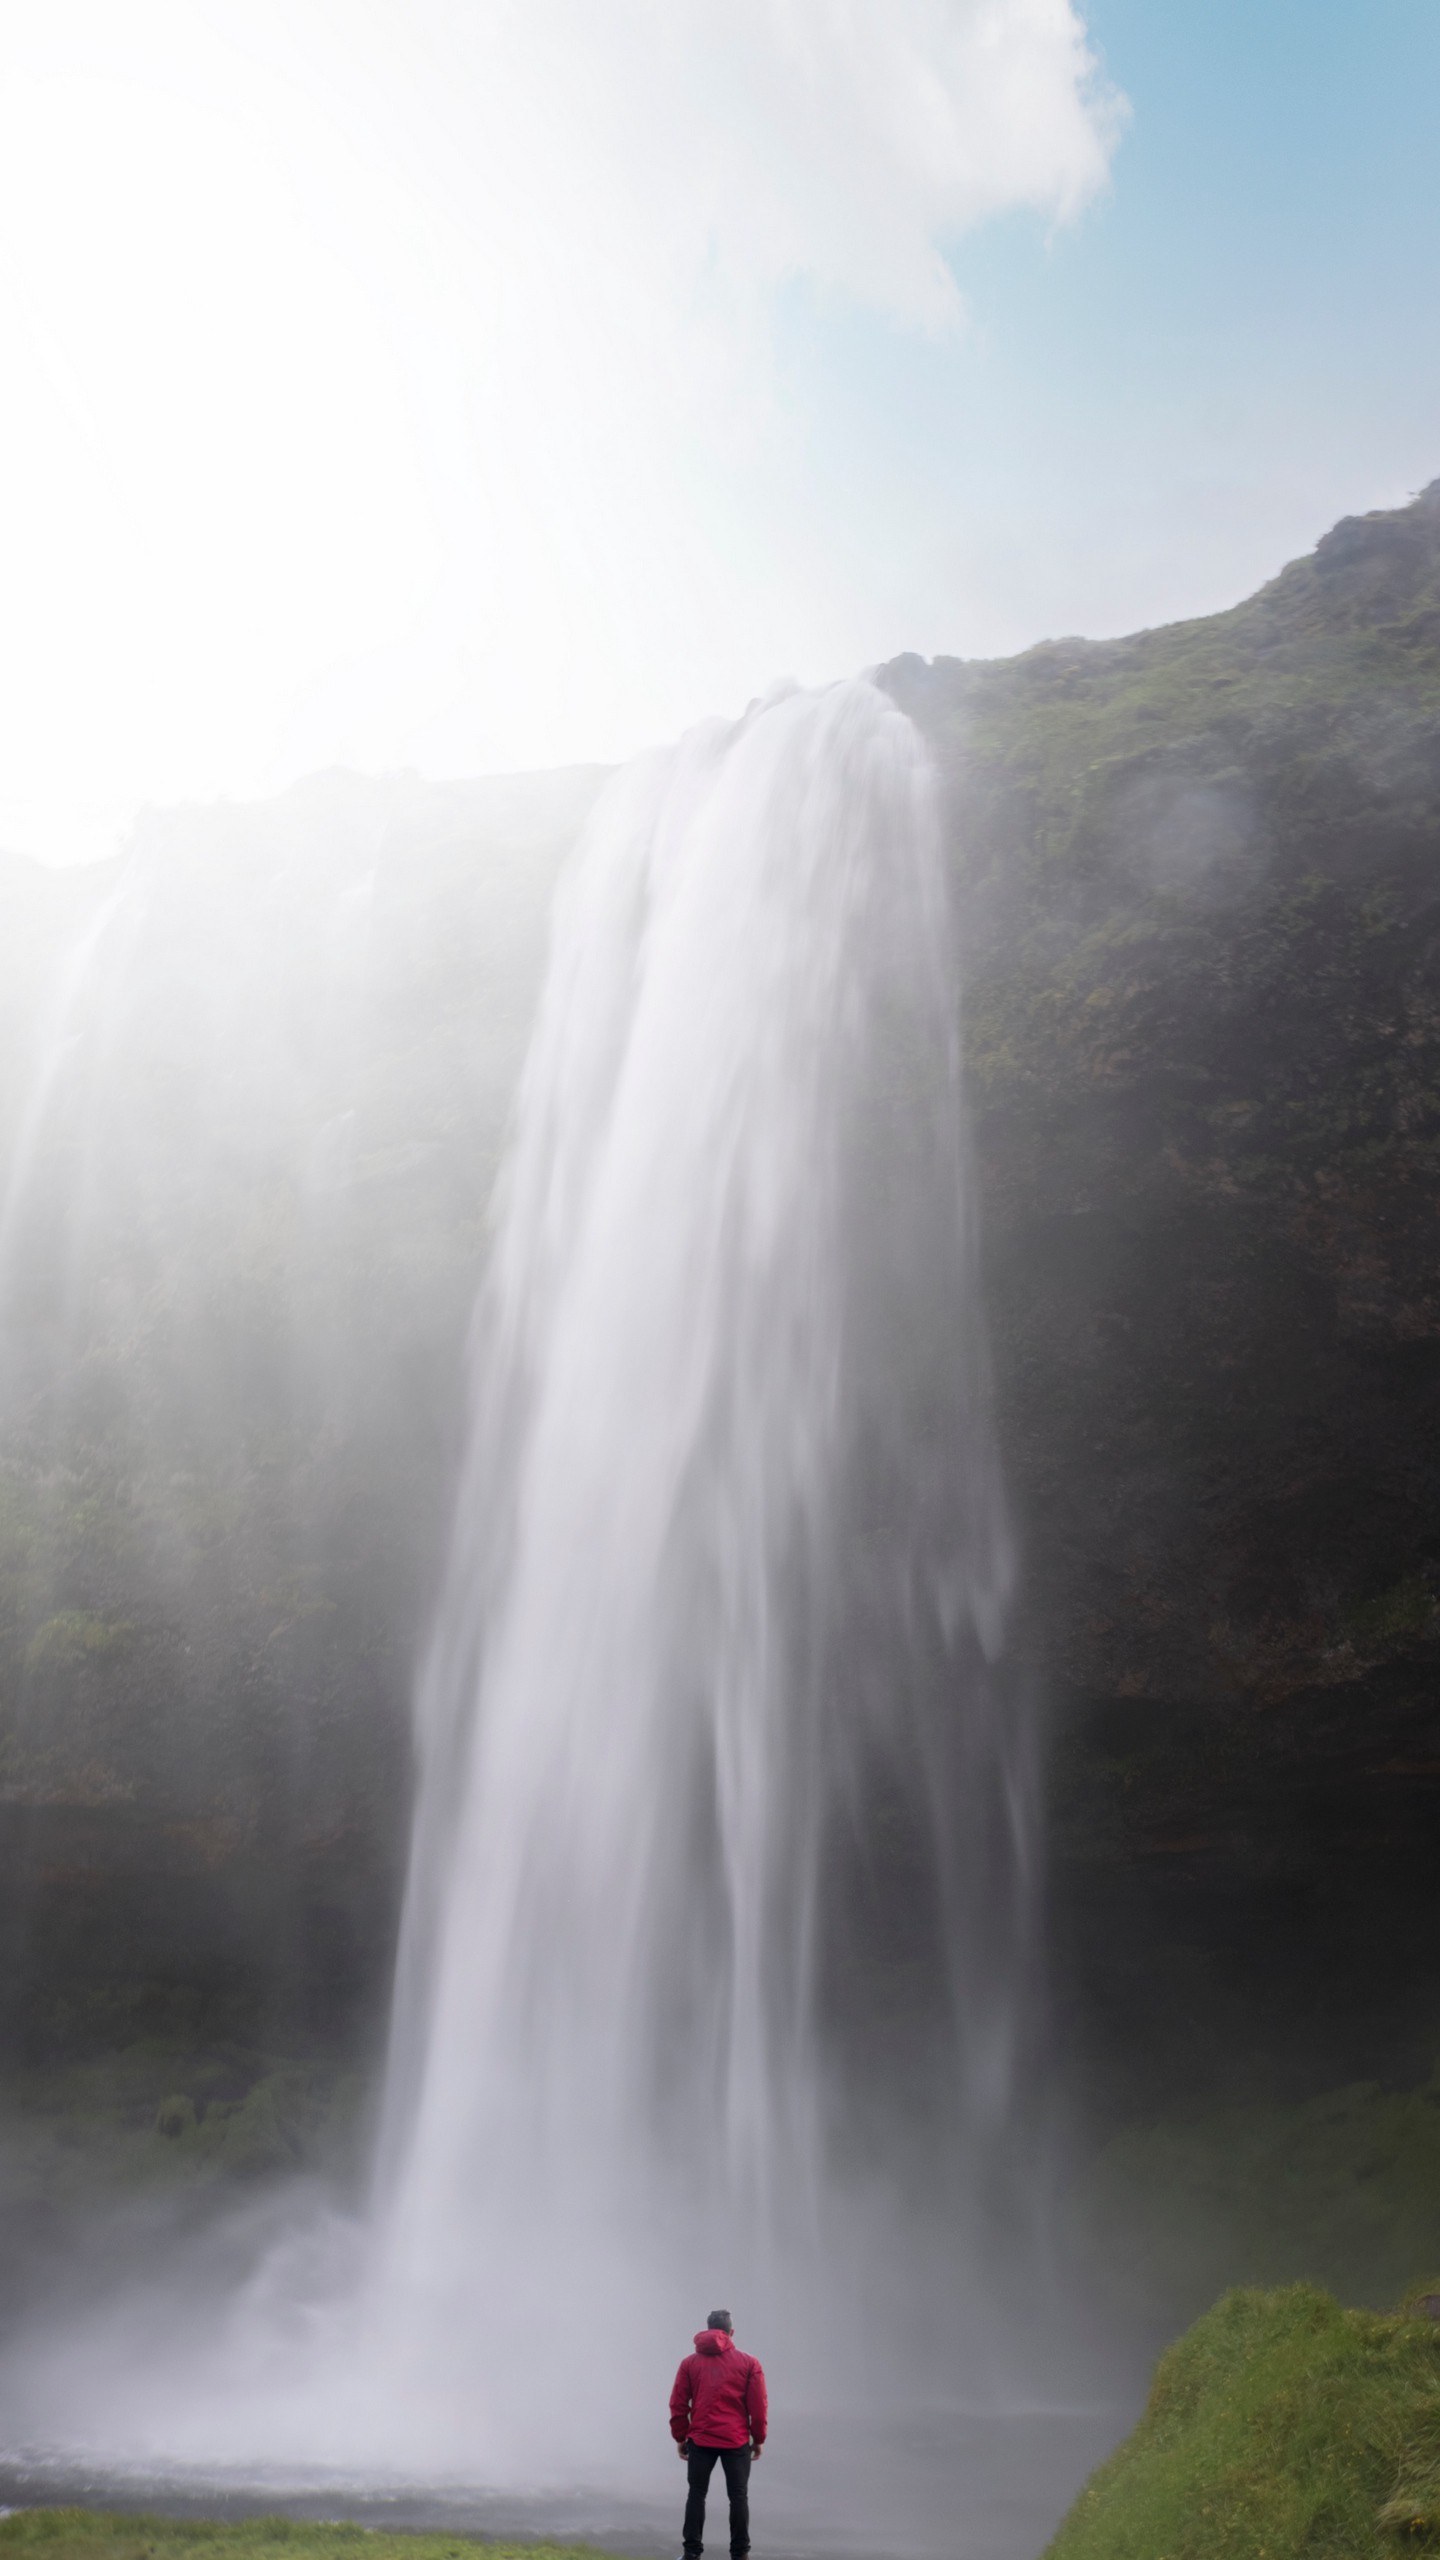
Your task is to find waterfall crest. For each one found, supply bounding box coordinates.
[363,679,1030,2463]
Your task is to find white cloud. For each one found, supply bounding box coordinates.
[573,0,1122,326]
[0,1,1124,859]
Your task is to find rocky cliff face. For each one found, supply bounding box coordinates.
[886,479,1440,2116]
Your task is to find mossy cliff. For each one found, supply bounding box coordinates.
[885,479,1440,2120]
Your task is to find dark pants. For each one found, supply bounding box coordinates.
[682,2440,751,2557]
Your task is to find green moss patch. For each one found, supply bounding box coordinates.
[1045,2283,1440,2558]
[0,2515,620,2560]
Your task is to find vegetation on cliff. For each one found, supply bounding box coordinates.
[888,481,1440,2130]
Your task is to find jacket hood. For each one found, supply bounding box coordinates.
[694,2328,733,2356]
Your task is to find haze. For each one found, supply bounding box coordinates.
[3,0,1437,865]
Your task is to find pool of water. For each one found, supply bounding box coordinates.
[0,2406,1127,2560]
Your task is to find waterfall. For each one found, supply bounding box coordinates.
[360,678,1029,2467]
[0,687,1036,2495]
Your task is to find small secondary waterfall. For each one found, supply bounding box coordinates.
[362,679,1030,2463]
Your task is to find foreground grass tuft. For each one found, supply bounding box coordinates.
[1045,2282,1440,2558]
[0,2515,621,2560]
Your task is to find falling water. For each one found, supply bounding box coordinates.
[0,879,128,1285]
[358,678,1030,2465]
[0,688,1046,2516]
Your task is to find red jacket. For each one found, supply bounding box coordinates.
[670,2330,768,2449]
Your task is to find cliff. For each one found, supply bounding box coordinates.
[886,478,1440,2113]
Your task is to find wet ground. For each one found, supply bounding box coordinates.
[0,2407,1127,2560]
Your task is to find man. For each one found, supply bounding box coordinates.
[669,2307,768,2560]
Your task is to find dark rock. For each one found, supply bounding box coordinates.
[885,477,1440,2119]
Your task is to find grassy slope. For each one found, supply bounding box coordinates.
[0,2520,617,2560]
[1045,2285,1440,2560]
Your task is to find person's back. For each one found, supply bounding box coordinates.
[669,2309,767,2559]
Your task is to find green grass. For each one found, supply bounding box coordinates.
[0,2516,622,2560]
[1044,2283,1440,2558]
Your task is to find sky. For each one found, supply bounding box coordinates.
[0,0,1437,865]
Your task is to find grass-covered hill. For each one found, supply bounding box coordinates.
[885,480,1440,2131]
[1044,2283,1440,2560]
